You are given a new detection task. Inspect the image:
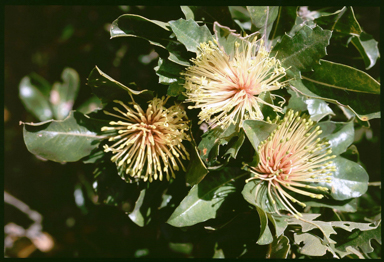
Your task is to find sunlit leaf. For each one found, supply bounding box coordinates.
[272,25,332,73]
[350,32,380,70]
[317,120,354,155]
[242,120,276,152]
[181,6,235,29]
[185,146,208,187]
[267,235,290,258]
[247,6,279,42]
[169,18,214,53]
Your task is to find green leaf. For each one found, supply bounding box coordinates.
[154,57,184,85]
[287,88,335,121]
[302,59,380,95]
[128,182,168,227]
[87,66,150,104]
[289,75,380,121]
[50,68,80,120]
[214,22,259,58]
[247,6,279,42]
[185,146,208,187]
[168,18,214,53]
[197,121,241,167]
[76,95,103,115]
[181,6,235,29]
[335,222,381,256]
[272,25,332,73]
[22,111,108,162]
[167,169,247,227]
[242,120,276,152]
[319,156,369,201]
[350,32,380,70]
[315,7,362,36]
[167,81,185,97]
[110,14,170,49]
[317,120,354,155]
[267,235,290,258]
[255,205,274,245]
[294,232,329,256]
[166,40,192,67]
[304,198,358,213]
[19,76,53,121]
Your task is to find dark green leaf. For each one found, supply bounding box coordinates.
[168,18,214,53]
[268,235,290,258]
[185,146,208,187]
[154,57,184,85]
[167,169,247,227]
[110,14,170,49]
[87,66,150,104]
[350,32,380,70]
[19,76,53,121]
[289,75,380,121]
[166,40,192,67]
[181,6,235,29]
[51,68,80,120]
[302,59,380,95]
[22,111,109,162]
[270,6,297,42]
[272,25,332,73]
[319,156,369,201]
[317,120,354,155]
[242,120,276,152]
[255,205,274,245]
[267,213,288,237]
[129,182,168,227]
[315,7,362,36]
[167,81,185,97]
[247,6,279,42]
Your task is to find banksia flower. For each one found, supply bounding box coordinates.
[183,38,288,129]
[101,97,191,182]
[244,110,336,218]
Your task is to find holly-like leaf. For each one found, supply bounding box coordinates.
[272,25,332,73]
[168,18,214,53]
[50,68,80,120]
[166,40,192,67]
[19,75,53,121]
[22,111,109,162]
[304,198,358,213]
[110,14,170,49]
[87,66,150,104]
[317,120,354,156]
[294,232,330,256]
[335,222,381,257]
[167,168,247,227]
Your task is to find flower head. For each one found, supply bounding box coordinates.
[245,110,336,218]
[101,97,191,182]
[183,38,288,129]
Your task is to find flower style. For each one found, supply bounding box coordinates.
[245,110,336,218]
[101,97,191,182]
[183,38,288,129]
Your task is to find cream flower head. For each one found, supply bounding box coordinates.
[183,38,288,129]
[245,110,336,218]
[101,97,191,182]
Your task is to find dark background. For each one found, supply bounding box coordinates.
[4,6,380,258]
